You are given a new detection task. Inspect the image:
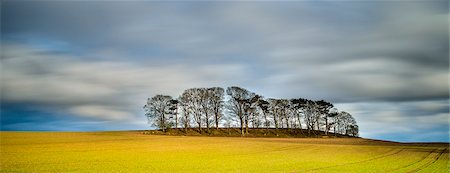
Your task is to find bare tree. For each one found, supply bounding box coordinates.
[334,111,344,135]
[249,95,263,129]
[208,87,224,130]
[169,99,179,128]
[290,98,308,130]
[348,124,359,137]
[342,112,358,136]
[328,108,339,136]
[303,99,319,134]
[268,98,281,129]
[316,100,334,135]
[143,95,173,132]
[278,99,290,129]
[339,111,353,135]
[257,99,270,129]
[243,93,259,134]
[192,89,204,133]
[252,109,262,128]
[199,88,212,131]
[182,88,204,133]
[180,90,193,132]
[226,86,251,135]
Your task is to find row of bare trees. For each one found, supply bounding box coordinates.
[144,86,358,137]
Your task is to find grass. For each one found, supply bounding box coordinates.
[1,131,448,172]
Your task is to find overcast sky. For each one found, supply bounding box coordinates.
[1,1,448,142]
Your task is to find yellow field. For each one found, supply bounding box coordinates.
[1,131,448,172]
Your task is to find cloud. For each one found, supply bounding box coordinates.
[68,105,132,121]
[336,99,449,142]
[246,1,449,102]
[1,43,247,122]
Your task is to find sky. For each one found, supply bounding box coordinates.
[1,1,449,142]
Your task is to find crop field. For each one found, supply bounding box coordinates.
[1,131,448,173]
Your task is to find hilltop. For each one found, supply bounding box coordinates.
[144,128,358,138]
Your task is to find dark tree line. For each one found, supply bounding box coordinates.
[144,86,359,137]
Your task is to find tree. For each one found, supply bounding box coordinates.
[339,111,357,136]
[143,95,173,132]
[278,99,290,129]
[248,95,263,129]
[180,90,193,132]
[251,108,262,128]
[257,99,270,129]
[316,100,334,135]
[243,93,259,134]
[169,99,179,128]
[328,108,339,136]
[268,98,282,129]
[208,87,224,130]
[303,99,318,134]
[191,88,204,133]
[348,124,359,137]
[343,113,358,136]
[226,86,251,135]
[199,88,212,131]
[181,88,204,133]
[290,98,309,130]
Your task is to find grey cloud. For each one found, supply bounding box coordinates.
[336,99,449,142]
[1,43,248,121]
[2,1,448,102]
[248,2,449,102]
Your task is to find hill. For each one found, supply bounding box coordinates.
[144,128,359,138]
[1,131,448,172]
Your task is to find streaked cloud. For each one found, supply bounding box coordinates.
[2,44,247,122]
[337,99,449,142]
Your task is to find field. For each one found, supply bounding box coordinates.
[1,131,448,172]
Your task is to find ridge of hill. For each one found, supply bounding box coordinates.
[144,127,355,138]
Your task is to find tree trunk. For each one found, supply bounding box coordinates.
[240,118,244,136]
[175,108,178,129]
[245,114,249,134]
[161,114,166,132]
[297,114,302,129]
[263,112,269,130]
[274,119,278,129]
[184,112,188,133]
[334,126,337,137]
[285,115,290,129]
[316,118,320,131]
[238,110,244,136]
[274,111,278,130]
[251,113,255,129]
[215,112,219,130]
[205,111,209,131]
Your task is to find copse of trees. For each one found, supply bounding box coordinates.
[144,86,359,137]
